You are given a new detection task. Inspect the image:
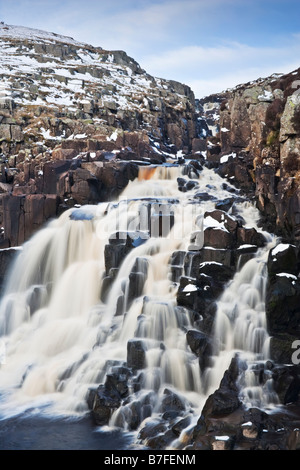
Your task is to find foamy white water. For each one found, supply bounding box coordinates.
[0,162,277,431]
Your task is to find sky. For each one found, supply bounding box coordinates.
[1,0,300,98]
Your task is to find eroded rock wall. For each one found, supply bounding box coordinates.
[215,69,300,242]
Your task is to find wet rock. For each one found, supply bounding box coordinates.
[127,257,149,304]
[160,388,186,414]
[177,177,198,192]
[182,160,203,178]
[169,250,185,282]
[186,329,212,371]
[183,251,203,278]
[138,419,171,449]
[215,197,236,212]
[171,415,192,437]
[127,339,146,370]
[193,192,217,202]
[236,226,266,247]
[201,356,242,418]
[198,261,234,284]
[88,365,132,425]
[201,247,235,269]
[269,334,298,364]
[126,400,143,430]
[236,245,259,269]
[211,435,235,450]
[88,384,121,425]
[144,429,176,450]
[104,231,143,274]
[105,366,132,399]
[177,263,233,334]
[176,277,201,311]
[0,247,19,292]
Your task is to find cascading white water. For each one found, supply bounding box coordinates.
[202,243,279,408]
[0,161,278,437]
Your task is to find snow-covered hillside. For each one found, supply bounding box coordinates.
[0,22,197,153]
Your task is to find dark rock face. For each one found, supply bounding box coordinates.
[264,243,300,363]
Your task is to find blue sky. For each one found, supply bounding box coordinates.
[1,0,300,98]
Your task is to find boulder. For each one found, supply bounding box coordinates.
[267,243,299,279]
[160,388,186,414]
[271,364,300,405]
[186,329,212,371]
[0,247,19,291]
[88,384,121,425]
[127,339,146,370]
[204,227,235,249]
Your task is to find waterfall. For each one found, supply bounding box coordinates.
[0,161,278,442]
[202,242,279,408]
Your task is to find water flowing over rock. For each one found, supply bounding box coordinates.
[1,22,300,452]
[0,157,297,451]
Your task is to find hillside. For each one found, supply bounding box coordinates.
[0,22,207,246]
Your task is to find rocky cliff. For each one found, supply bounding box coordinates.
[0,23,205,247]
[208,69,300,242]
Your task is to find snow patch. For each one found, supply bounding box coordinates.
[182,284,198,293]
[204,216,228,232]
[107,130,118,142]
[272,243,293,256]
[276,273,298,280]
[258,90,273,101]
[220,153,237,164]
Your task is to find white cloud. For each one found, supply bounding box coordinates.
[140,39,300,97]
